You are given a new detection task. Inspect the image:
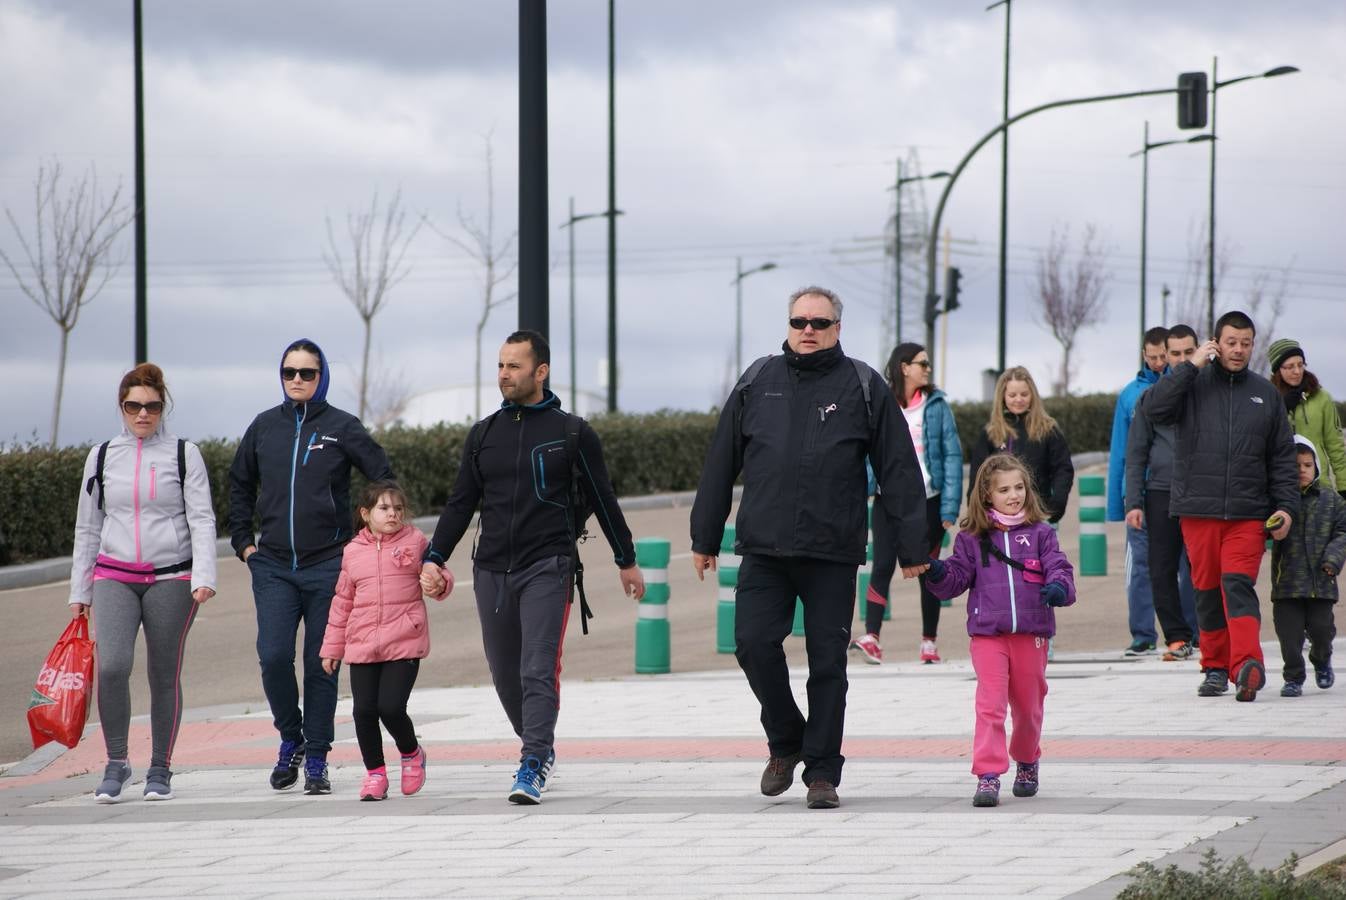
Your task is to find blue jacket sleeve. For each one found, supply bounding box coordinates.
[1106,386,1135,521]
[936,400,963,524]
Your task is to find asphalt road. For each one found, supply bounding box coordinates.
[1,482,1280,766]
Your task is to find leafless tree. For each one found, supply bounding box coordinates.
[1170,220,1231,331]
[1032,224,1111,396]
[430,135,517,420]
[1244,265,1292,374]
[0,161,132,447]
[323,188,422,422]
[363,353,414,430]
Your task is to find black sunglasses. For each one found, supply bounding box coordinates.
[281,367,320,382]
[122,400,165,415]
[788,316,837,331]
[908,360,932,369]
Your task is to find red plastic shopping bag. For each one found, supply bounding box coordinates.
[27,613,96,750]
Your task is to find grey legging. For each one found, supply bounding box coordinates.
[92,579,198,767]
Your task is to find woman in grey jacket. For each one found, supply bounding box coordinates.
[70,363,217,802]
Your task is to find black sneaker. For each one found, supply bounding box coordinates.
[1316,662,1335,690]
[1197,668,1229,697]
[1280,682,1303,698]
[269,740,305,790]
[1235,659,1265,702]
[1124,640,1157,656]
[1012,762,1039,798]
[973,774,1000,808]
[760,753,801,797]
[304,754,331,795]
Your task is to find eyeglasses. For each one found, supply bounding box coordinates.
[121,400,164,415]
[788,317,837,331]
[281,367,320,382]
[908,360,932,369]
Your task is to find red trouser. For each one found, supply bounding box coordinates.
[1180,517,1266,682]
[969,634,1049,776]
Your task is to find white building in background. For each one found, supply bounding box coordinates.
[398,384,608,428]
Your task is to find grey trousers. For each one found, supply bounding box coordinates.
[474,555,572,763]
[91,578,198,767]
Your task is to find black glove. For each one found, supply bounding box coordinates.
[1042,581,1068,607]
[926,558,946,581]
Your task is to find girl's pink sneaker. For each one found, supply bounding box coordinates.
[401,746,427,795]
[360,770,389,802]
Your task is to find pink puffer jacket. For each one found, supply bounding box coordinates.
[319,525,452,664]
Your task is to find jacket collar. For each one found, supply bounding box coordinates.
[502,388,563,413]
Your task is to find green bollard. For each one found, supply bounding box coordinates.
[792,597,805,636]
[634,537,671,674]
[716,565,737,654]
[1078,474,1107,576]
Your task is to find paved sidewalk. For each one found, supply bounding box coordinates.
[2,639,1344,898]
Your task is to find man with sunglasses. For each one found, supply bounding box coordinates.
[691,286,929,809]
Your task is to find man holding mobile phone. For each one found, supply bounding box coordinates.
[1139,311,1298,702]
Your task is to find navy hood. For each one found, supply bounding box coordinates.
[502,388,562,412]
[279,338,331,404]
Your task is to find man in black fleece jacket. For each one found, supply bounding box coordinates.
[690,286,928,810]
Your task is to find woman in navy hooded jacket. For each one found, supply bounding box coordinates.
[229,339,394,795]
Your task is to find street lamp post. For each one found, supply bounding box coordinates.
[561,197,623,413]
[987,0,1012,376]
[733,257,778,376]
[1204,58,1299,333]
[1128,122,1211,341]
[889,162,949,345]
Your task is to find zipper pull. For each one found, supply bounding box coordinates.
[515,409,522,422]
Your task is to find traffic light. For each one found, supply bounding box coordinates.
[924,291,941,328]
[1177,72,1208,129]
[944,266,962,313]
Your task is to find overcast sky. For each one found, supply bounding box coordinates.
[2,0,1343,447]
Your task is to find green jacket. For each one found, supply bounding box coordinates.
[1288,388,1346,492]
[1272,438,1346,603]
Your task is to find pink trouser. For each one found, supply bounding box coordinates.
[969,634,1049,776]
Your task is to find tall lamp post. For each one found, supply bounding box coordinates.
[987,0,1012,376]
[132,0,147,364]
[1205,58,1299,333]
[889,162,949,345]
[1128,122,1211,341]
[733,258,777,375]
[605,0,619,412]
[560,197,623,413]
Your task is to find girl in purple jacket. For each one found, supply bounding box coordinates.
[926,454,1076,808]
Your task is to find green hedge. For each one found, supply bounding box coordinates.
[8,396,1335,566]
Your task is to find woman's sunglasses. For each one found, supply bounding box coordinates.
[121,400,165,415]
[281,367,320,382]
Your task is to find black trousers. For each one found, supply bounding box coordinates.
[1272,598,1336,685]
[735,553,855,787]
[1145,490,1194,645]
[867,494,945,638]
[348,658,420,770]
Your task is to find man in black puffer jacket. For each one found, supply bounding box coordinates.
[691,286,928,810]
[1140,310,1298,703]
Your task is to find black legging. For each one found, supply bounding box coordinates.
[348,658,420,770]
[866,494,945,638]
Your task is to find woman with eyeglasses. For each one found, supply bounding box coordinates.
[70,363,217,802]
[229,338,394,796]
[853,343,963,666]
[1268,338,1346,497]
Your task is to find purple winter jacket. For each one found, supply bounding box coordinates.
[927,522,1076,638]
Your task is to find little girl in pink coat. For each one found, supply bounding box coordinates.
[321,481,453,800]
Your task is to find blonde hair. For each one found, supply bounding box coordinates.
[986,366,1057,445]
[960,454,1048,536]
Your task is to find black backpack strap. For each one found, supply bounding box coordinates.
[562,413,594,635]
[85,441,111,511]
[980,534,1029,572]
[851,358,874,427]
[178,439,188,494]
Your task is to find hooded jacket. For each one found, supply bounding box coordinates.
[228,340,394,569]
[926,521,1076,638]
[913,388,964,524]
[319,525,451,664]
[690,342,928,567]
[69,423,217,606]
[967,414,1075,523]
[1285,387,1346,493]
[1140,359,1298,521]
[1107,366,1161,520]
[1271,436,1346,602]
[426,390,635,574]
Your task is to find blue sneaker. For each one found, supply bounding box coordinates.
[540,749,556,793]
[304,753,331,795]
[509,756,543,805]
[94,761,132,803]
[269,739,305,790]
[1316,662,1335,690]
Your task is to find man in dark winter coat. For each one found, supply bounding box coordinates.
[690,285,929,810]
[1140,310,1298,702]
